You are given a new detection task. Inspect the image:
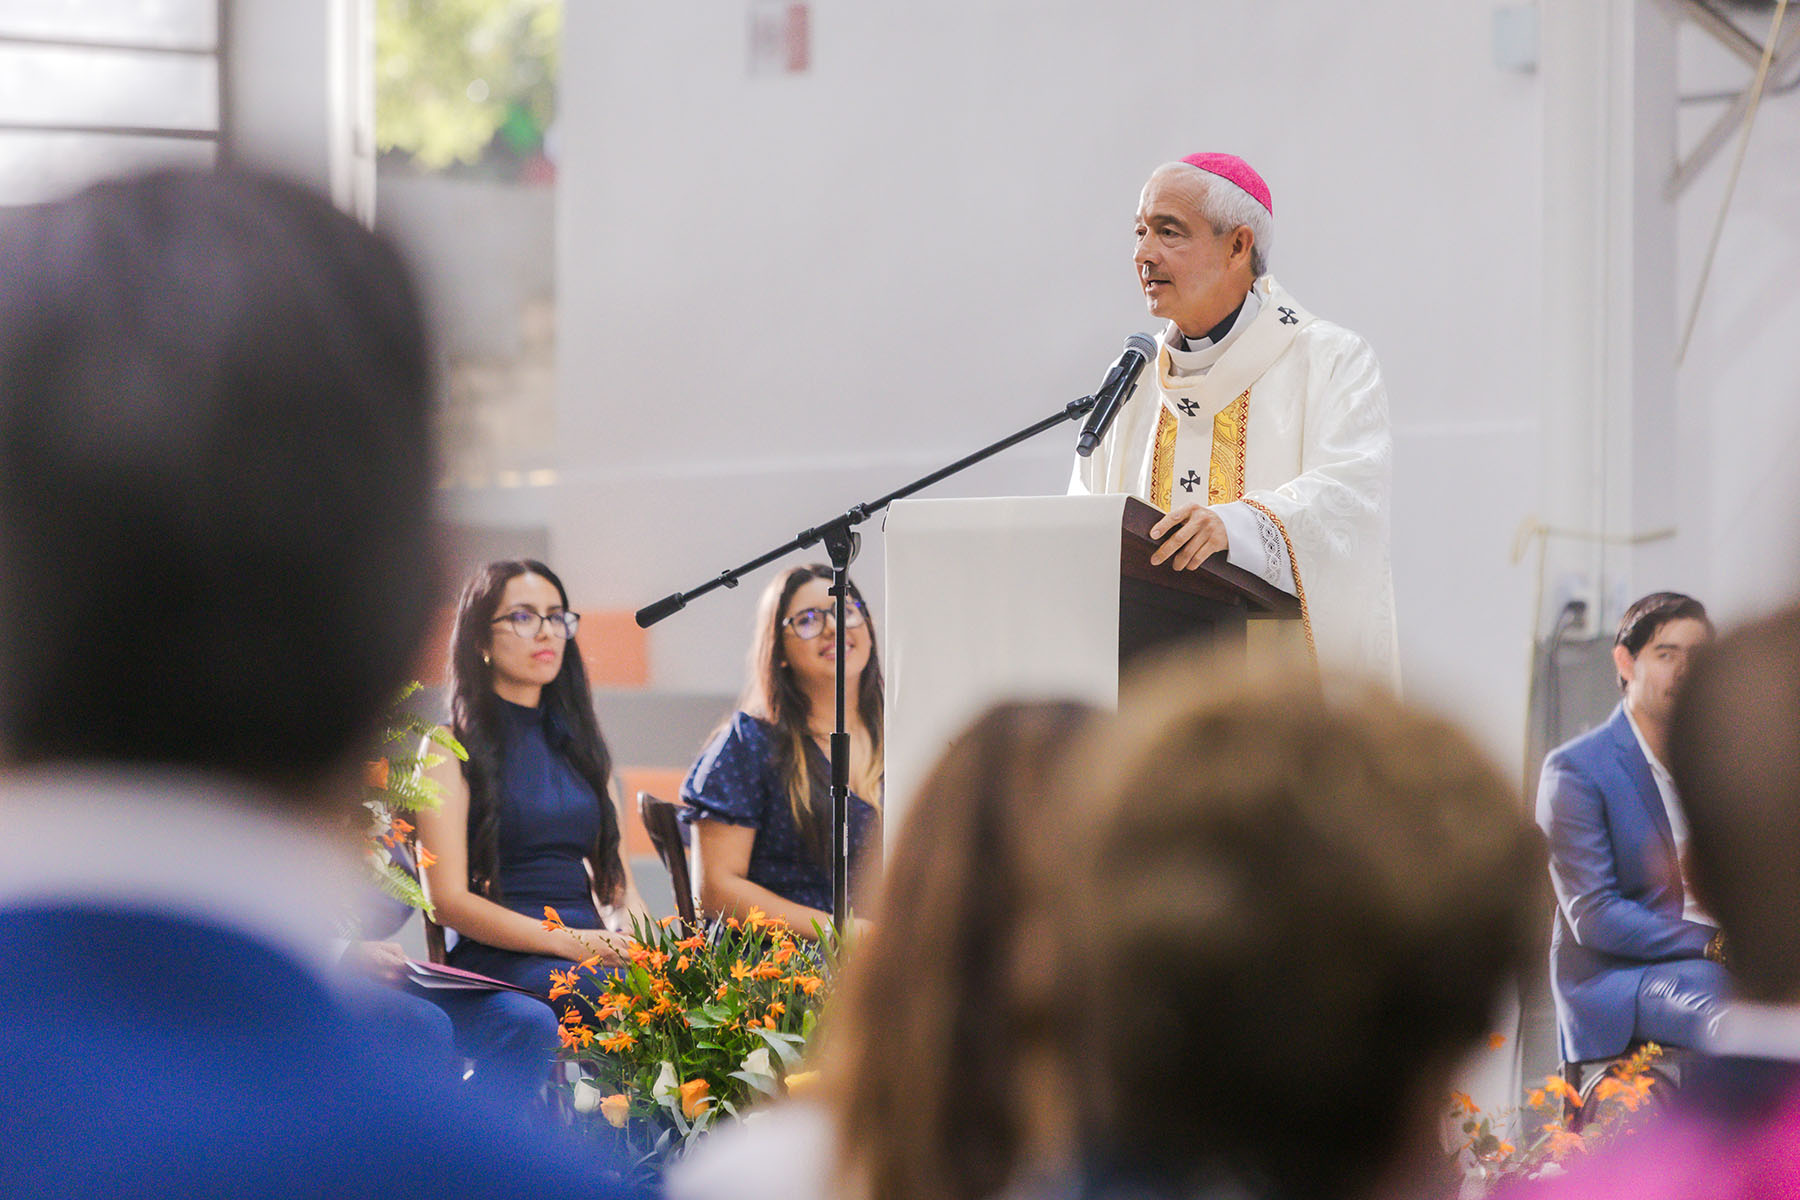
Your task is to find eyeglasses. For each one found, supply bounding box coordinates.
[781,601,867,641]
[491,609,580,640]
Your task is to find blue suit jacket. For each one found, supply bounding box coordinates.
[0,902,642,1199]
[1537,703,1714,1061]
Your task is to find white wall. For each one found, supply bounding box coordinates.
[552,1,1544,769]
[1676,21,1800,628]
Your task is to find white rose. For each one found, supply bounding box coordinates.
[571,1079,602,1114]
[739,1048,774,1079]
[652,1060,680,1108]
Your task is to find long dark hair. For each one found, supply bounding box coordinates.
[447,559,624,906]
[742,563,885,863]
[828,701,1092,1200]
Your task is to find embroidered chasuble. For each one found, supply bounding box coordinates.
[1070,275,1400,688]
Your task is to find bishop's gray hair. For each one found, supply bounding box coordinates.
[1178,164,1273,279]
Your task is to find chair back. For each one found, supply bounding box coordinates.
[637,791,698,928]
[422,914,448,964]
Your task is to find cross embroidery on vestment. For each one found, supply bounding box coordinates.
[1179,470,1203,493]
[1176,398,1200,416]
[1278,306,1298,325]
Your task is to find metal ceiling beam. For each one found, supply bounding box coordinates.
[1663,0,1800,196]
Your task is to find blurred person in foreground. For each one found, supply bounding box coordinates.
[666,700,1094,1200]
[1518,605,1800,1198]
[1022,657,1542,1200]
[0,169,638,1197]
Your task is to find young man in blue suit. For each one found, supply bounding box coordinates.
[1538,591,1726,1067]
[0,171,639,1198]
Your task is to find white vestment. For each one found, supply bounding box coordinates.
[1071,275,1399,687]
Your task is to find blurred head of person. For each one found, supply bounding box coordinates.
[823,699,1093,1200]
[1613,592,1712,721]
[0,168,435,801]
[447,559,623,904]
[1670,605,1800,1005]
[1030,657,1542,1200]
[742,563,885,861]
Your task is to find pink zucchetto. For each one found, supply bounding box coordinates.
[1180,152,1272,215]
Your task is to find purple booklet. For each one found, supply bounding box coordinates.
[403,959,548,1002]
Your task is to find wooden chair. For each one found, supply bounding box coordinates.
[636,791,699,928]
[423,914,448,964]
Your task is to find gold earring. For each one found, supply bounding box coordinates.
[482,652,491,666]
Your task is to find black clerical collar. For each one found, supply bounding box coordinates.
[1180,294,1249,350]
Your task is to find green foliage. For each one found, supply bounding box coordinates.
[376,0,561,172]
[362,683,465,918]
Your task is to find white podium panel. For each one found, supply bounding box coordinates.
[883,494,1129,837]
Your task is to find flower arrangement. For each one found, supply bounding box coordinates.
[546,905,838,1169]
[362,681,466,917]
[1452,1041,1667,1192]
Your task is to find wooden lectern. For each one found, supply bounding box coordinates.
[882,493,1301,834]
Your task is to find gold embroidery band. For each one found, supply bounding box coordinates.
[1241,498,1317,667]
[1150,406,1178,512]
[1208,390,1250,505]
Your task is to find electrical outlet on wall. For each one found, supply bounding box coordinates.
[1552,574,1599,641]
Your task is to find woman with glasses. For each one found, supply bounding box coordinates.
[418,559,648,1001]
[682,563,884,938]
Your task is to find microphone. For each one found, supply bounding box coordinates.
[1076,332,1158,457]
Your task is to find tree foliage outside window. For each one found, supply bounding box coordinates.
[376,0,560,176]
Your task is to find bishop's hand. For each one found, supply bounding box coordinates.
[1149,503,1229,571]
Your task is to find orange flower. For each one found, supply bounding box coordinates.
[772,942,796,965]
[1527,1089,1547,1109]
[676,955,691,972]
[577,954,602,972]
[415,844,438,870]
[598,1030,637,1053]
[389,817,413,837]
[750,962,783,981]
[1449,1091,1477,1116]
[675,936,705,953]
[560,1006,586,1027]
[542,906,566,931]
[557,1026,580,1051]
[636,1010,654,1028]
[599,1093,631,1129]
[715,983,730,1000]
[1488,1033,1507,1051]
[1544,1074,1583,1108]
[659,915,680,928]
[1546,1127,1587,1157]
[648,949,670,971]
[548,971,573,1000]
[1496,1141,1516,1157]
[627,943,651,967]
[363,759,390,790]
[679,1078,712,1119]
[767,1001,786,1018]
[792,974,824,996]
[730,960,752,982]
[745,906,768,929]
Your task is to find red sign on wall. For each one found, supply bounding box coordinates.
[749,2,810,75]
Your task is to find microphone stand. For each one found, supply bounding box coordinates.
[636,391,1100,933]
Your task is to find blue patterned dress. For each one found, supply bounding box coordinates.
[679,712,880,916]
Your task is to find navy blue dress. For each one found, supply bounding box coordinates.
[446,697,607,995]
[679,711,880,917]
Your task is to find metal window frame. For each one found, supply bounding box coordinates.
[0,4,226,145]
